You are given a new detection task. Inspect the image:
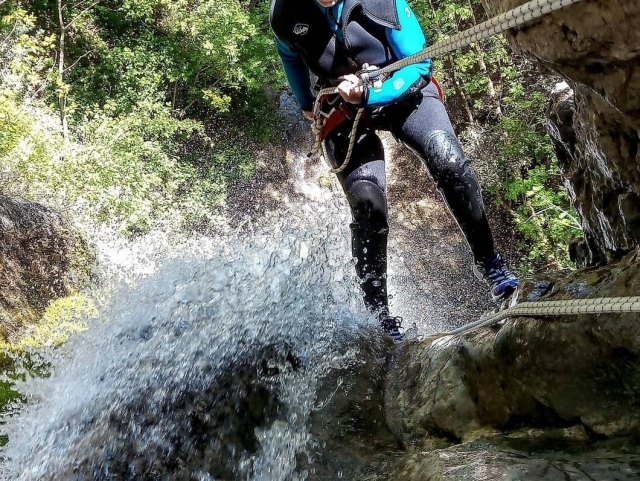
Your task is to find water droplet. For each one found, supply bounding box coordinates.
[362,247,367,254]
[299,241,309,260]
[372,280,381,287]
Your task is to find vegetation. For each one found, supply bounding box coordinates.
[0,0,285,234]
[0,0,581,259]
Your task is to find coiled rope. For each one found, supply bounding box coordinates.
[310,0,584,172]
[428,296,640,341]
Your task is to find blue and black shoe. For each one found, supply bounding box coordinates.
[473,253,519,300]
[380,315,404,343]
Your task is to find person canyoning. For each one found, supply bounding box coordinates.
[269,0,519,341]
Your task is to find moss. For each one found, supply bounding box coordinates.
[1,294,97,350]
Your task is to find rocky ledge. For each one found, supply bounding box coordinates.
[382,249,640,479]
[393,431,640,480]
[484,0,640,265]
[0,195,90,343]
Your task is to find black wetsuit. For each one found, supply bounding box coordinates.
[271,0,495,315]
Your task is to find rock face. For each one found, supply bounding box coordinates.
[393,434,640,480]
[482,0,640,264]
[386,250,640,445]
[0,196,88,342]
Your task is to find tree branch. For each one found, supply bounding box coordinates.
[63,48,95,72]
[66,0,101,29]
[525,203,582,231]
[0,21,18,47]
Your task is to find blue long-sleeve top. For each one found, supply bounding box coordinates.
[275,0,432,111]
[277,39,316,112]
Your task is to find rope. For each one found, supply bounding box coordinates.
[427,296,640,341]
[309,89,365,174]
[365,0,583,82]
[309,0,583,169]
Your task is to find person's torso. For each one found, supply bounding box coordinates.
[270,0,401,82]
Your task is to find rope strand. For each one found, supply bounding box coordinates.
[427,296,640,341]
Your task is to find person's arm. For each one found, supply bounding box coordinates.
[364,0,432,107]
[276,38,316,113]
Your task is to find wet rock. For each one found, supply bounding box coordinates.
[53,343,294,480]
[30,332,400,481]
[303,331,400,480]
[0,196,90,342]
[387,250,640,444]
[484,0,640,263]
[393,434,640,480]
[619,193,640,242]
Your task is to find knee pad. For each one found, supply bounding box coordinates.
[345,179,389,234]
[425,130,471,187]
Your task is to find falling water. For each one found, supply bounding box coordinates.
[0,99,495,479]
[0,195,399,480]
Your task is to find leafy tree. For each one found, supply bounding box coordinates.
[1,0,286,234]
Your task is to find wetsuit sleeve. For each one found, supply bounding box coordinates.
[276,38,316,112]
[365,0,432,107]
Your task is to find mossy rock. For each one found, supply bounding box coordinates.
[0,196,95,345]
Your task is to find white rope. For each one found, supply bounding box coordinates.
[309,87,364,174]
[428,296,640,340]
[371,0,582,79]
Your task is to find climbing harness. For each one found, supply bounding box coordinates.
[309,92,369,173]
[427,294,640,341]
[314,94,358,143]
[309,0,584,173]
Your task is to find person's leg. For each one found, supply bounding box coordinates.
[387,82,518,298]
[387,82,494,262]
[323,120,397,323]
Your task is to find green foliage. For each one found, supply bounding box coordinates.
[0,6,55,97]
[0,99,231,234]
[492,82,579,270]
[504,166,581,268]
[497,91,554,173]
[55,0,283,125]
[0,94,32,157]
[4,295,96,350]
[1,0,283,235]
[413,0,581,271]
[0,350,50,423]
